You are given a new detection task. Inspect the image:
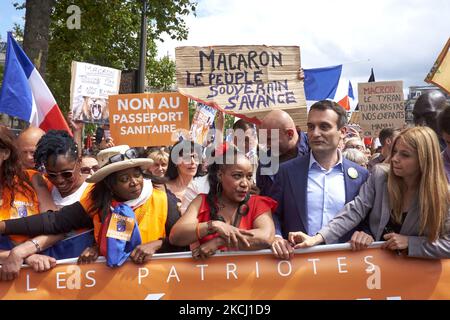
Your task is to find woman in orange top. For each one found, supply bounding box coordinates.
[0,126,58,280]
[0,145,186,277]
[169,143,276,259]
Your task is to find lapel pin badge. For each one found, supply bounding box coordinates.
[347,167,358,179]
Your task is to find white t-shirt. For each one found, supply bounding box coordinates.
[180,175,210,214]
[52,182,91,209]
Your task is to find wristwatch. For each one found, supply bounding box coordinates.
[29,239,41,253]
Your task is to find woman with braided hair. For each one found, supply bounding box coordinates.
[34,130,88,207]
[169,143,276,259]
[0,130,98,281]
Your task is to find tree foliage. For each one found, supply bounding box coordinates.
[14,0,196,113]
[147,55,176,92]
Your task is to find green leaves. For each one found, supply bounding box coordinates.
[43,0,196,113]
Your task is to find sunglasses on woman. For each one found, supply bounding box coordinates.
[46,169,76,180]
[45,161,80,180]
[107,148,138,165]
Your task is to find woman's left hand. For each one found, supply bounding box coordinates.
[382,233,408,250]
[192,237,221,260]
[130,240,163,264]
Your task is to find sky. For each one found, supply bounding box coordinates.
[155,0,450,104]
[0,1,23,41]
[1,0,449,107]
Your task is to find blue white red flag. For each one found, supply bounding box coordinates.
[303,64,342,101]
[0,32,71,133]
[337,81,355,111]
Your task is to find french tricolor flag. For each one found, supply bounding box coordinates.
[0,32,71,134]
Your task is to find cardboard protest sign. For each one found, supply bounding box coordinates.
[358,81,405,137]
[176,45,307,128]
[425,37,450,94]
[70,61,121,124]
[108,92,189,147]
[190,103,217,147]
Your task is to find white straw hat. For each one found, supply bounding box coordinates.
[86,145,153,183]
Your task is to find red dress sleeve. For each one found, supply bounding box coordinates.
[238,195,278,230]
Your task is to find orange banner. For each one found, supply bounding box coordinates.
[108,92,189,147]
[1,243,449,300]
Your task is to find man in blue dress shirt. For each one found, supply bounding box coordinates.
[269,100,369,259]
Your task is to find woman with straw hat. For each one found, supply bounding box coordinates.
[0,145,185,279]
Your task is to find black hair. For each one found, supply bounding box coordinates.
[438,104,450,135]
[166,140,203,180]
[89,173,117,221]
[378,127,401,146]
[232,119,254,132]
[206,145,250,223]
[310,100,347,129]
[34,130,79,168]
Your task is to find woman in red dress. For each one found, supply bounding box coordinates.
[169,143,276,259]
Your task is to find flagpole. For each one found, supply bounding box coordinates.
[137,0,148,93]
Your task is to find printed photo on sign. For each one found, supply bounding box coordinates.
[70,61,122,124]
[190,102,217,147]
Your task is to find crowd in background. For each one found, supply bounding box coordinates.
[0,90,448,281]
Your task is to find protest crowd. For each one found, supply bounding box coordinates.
[0,35,449,290]
[0,91,448,281]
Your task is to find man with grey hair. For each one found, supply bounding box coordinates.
[256,109,309,196]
